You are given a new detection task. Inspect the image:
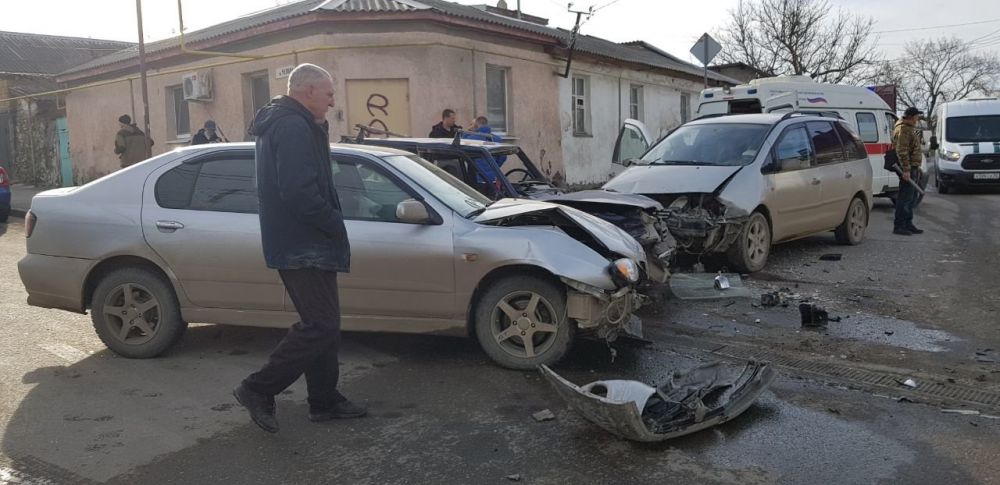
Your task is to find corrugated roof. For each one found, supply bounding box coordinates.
[0,31,133,75]
[61,0,736,84]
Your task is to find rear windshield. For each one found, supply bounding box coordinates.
[946,115,1000,142]
[640,123,771,167]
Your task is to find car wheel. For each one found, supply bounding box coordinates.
[0,210,8,223]
[726,211,771,273]
[91,267,187,358]
[473,275,573,370]
[835,197,868,245]
[936,173,951,194]
[886,193,897,207]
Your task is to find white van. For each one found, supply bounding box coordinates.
[693,75,924,202]
[929,98,1000,193]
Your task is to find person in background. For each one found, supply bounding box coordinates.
[191,119,224,145]
[461,116,507,187]
[891,106,925,236]
[429,109,462,138]
[114,114,153,168]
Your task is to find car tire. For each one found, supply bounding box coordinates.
[473,275,573,370]
[726,211,771,273]
[91,267,187,358]
[835,196,868,245]
[0,208,8,223]
[886,193,897,207]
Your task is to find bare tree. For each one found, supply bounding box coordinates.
[864,38,1000,117]
[716,0,880,83]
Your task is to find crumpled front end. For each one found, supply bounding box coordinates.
[647,194,749,254]
[540,360,776,442]
[562,278,647,342]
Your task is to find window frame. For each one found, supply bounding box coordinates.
[571,75,591,136]
[629,84,644,121]
[680,92,691,123]
[166,84,191,140]
[855,112,879,143]
[155,150,257,213]
[243,71,271,140]
[485,65,511,134]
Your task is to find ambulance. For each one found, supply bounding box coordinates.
[695,75,922,201]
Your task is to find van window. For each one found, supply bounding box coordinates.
[774,126,814,171]
[834,122,868,160]
[729,99,763,114]
[945,116,1000,142]
[885,112,899,135]
[807,121,846,165]
[855,112,879,143]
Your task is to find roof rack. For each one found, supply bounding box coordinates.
[778,110,844,121]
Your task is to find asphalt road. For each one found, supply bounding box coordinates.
[1,185,999,484]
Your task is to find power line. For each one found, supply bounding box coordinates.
[874,17,1000,34]
[591,0,625,13]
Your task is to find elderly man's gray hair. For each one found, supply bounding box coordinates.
[287,63,333,93]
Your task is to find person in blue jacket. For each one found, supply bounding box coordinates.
[462,116,507,186]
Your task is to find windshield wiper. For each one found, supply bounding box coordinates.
[466,200,494,219]
[651,160,700,165]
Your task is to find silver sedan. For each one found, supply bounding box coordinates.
[18,143,649,369]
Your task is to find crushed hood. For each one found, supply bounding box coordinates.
[540,190,663,210]
[474,199,646,263]
[603,165,743,194]
[540,360,776,442]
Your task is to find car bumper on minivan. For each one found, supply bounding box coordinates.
[938,167,1000,186]
[18,254,89,313]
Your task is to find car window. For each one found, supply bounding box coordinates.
[380,154,490,218]
[774,126,814,171]
[855,112,878,143]
[834,122,868,160]
[807,121,846,165]
[640,123,769,166]
[885,112,899,137]
[332,157,412,223]
[155,155,258,213]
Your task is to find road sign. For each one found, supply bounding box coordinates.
[690,33,722,66]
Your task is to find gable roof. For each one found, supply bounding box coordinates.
[0,30,133,76]
[60,0,737,84]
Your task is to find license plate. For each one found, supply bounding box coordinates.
[974,173,1000,180]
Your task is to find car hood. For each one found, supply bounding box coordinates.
[474,199,646,262]
[603,165,743,194]
[539,189,663,210]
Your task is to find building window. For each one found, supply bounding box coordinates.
[629,84,643,121]
[243,72,271,140]
[680,92,691,123]
[572,76,590,136]
[486,65,509,134]
[167,85,190,139]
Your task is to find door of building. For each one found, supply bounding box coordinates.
[0,112,12,173]
[56,117,73,186]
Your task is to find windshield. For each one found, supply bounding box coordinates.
[946,115,1000,143]
[381,155,491,218]
[640,123,770,166]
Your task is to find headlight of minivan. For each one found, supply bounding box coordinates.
[609,258,640,286]
[942,150,962,161]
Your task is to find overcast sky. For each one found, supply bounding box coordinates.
[3,0,999,67]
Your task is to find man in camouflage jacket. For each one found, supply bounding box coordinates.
[891,107,924,236]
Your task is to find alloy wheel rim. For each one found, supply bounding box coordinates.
[103,283,160,345]
[849,201,867,240]
[747,218,769,265]
[491,290,559,359]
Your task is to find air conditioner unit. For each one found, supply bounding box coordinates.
[182,71,213,101]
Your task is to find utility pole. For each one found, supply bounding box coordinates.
[516,0,522,19]
[135,0,152,159]
[561,3,594,78]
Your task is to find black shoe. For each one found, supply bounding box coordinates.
[893,228,913,236]
[233,384,279,433]
[309,399,368,421]
[907,225,924,234]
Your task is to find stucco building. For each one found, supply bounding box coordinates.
[58,0,737,187]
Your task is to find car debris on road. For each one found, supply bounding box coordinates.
[539,360,776,442]
[532,409,556,422]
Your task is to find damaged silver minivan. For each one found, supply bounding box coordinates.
[608,113,874,272]
[18,144,649,370]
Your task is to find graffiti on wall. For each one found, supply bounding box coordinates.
[346,79,410,137]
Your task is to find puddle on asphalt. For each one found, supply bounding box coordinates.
[821,314,958,353]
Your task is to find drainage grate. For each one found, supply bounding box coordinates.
[666,339,1000,411]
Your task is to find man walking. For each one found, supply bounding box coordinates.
[429,108,462,138]
[113,114,153,168]
[891,107,925,236]
[234,63,365,433]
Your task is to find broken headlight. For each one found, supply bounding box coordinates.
[609,258,640,287]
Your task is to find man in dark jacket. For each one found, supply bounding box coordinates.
[233,63,365,433]
[429,108,462,138]
[190,119,223,145]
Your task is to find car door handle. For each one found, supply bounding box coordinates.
[811,178,822,185]
[156,220,185,232]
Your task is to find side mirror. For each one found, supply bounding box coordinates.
[396,199,432,224]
